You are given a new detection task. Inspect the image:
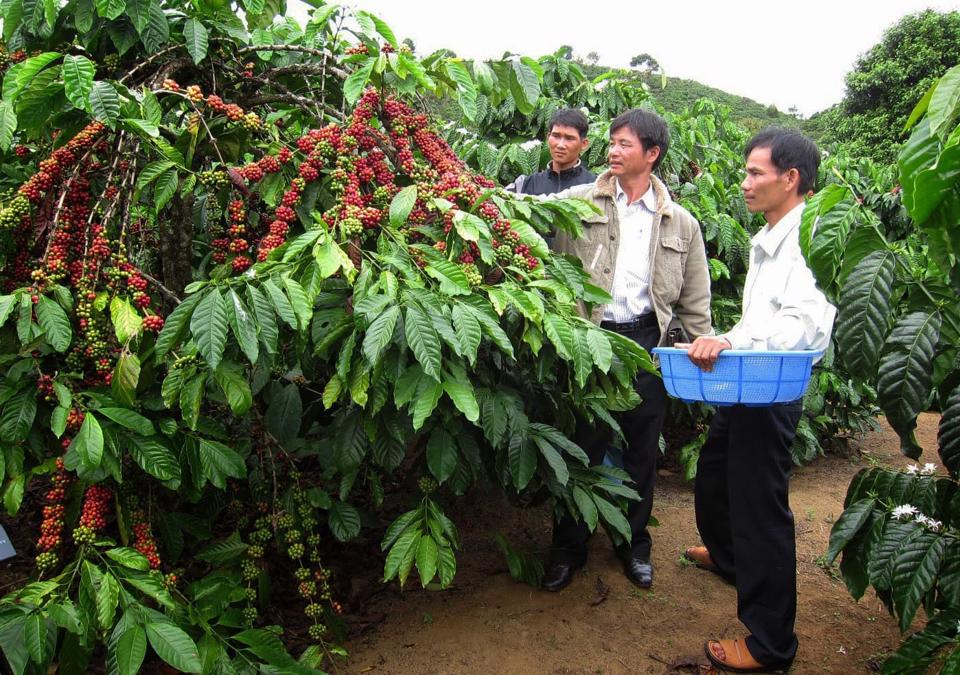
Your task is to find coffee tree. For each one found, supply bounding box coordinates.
[816,64,960,672]
[0,2,653,672]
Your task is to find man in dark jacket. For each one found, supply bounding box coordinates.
[508,108,595,195]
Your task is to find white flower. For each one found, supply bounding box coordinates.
[837,646,847,655]
[519,139,542,151]
[921,463,937,476]
[892,504,918,520]
[914,514,931,527]
[928,520,943,532]
[905,464,919,475]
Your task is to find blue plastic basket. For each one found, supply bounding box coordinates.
[651,347,821,406]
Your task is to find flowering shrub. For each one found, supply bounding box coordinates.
[822,65,960,673]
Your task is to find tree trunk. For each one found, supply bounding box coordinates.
[160,193,195,300]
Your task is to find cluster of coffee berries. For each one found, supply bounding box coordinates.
[211,198,254,271]
[66,408,85,434]
[35,458,70,572]
[0,121,105,227]
[123,493,162,569]
[193,83,543,291]
[257,186,303,261]
[238,503,274,625]
[282,472,338,643]
[9,122,168,382]
[14,145,30,158]
[205,93,262,131]
[36,373,55,402]
[462,263,483,287]
[164,81,263,132]
[119,264,152,308]
[198,169,230,189]
[184,84,203,103]
[73,484,112,545]
[417,475,438,495]
[142,314,164,332]
[0,193,30,229]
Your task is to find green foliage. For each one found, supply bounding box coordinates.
[818,64,960,673]
[826,9,960,164]
[0,4,658,671]
[0,0,930,671]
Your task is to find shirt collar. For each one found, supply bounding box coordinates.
[752,201,805,257]
[615,179,656,212]
[549,159,583,178]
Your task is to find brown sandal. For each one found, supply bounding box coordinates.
[704,638,791,673]
[684,546,736,584]
[684,546,720,573]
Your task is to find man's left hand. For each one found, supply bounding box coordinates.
[674,336,732,372]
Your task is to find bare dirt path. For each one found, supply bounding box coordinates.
[344,414,942,674]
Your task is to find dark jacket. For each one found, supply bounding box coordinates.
[511,161,595,196]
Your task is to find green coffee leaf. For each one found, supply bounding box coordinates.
[62,55,96,110]
[35,295,72,352]
[190,289,228,370]
[89,80,121,126]
[71,412,104,470]
[145,621,202,673]
[183,18,208,64]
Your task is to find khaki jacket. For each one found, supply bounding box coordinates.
[552,171,713,346]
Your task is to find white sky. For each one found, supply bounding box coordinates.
[293,0,960,117]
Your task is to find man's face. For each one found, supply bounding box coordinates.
[607,126,659,179]
[547,124,589,169]
[741,146,796,215]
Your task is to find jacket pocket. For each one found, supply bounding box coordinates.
[660,236,689,253]
[656,237,688,304]
[582,213,609,226]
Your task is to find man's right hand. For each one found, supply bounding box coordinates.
[674,336,732,372]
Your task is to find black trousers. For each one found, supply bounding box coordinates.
[694,401,803,666]
[550,324,667,563]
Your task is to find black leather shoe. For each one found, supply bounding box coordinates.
[623,557,654,588]
[541,560,584,592]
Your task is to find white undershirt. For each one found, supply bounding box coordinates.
[602,180,656,322]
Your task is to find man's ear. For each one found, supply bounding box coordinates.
[785,167,800,192]
[647,144,661,163]
[581,137,590,152]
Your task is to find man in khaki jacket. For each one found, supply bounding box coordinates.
[542,109,712,592]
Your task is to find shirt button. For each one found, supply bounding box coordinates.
[603,268,610,274]
[610,235,616,241]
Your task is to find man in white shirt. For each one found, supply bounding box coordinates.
[541,109,712,592]
[680,128,836,673]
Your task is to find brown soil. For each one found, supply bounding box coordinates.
[344,414,943,675]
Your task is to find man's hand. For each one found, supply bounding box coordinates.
[674,336,732,372]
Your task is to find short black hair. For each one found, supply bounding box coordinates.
[609,108,670,171]
[548,108,589,140]
[745,127,820,195]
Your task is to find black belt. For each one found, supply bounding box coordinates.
[600,313,658,333]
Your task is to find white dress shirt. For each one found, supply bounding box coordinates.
[721,202,836,354]
[602,180,656,322]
